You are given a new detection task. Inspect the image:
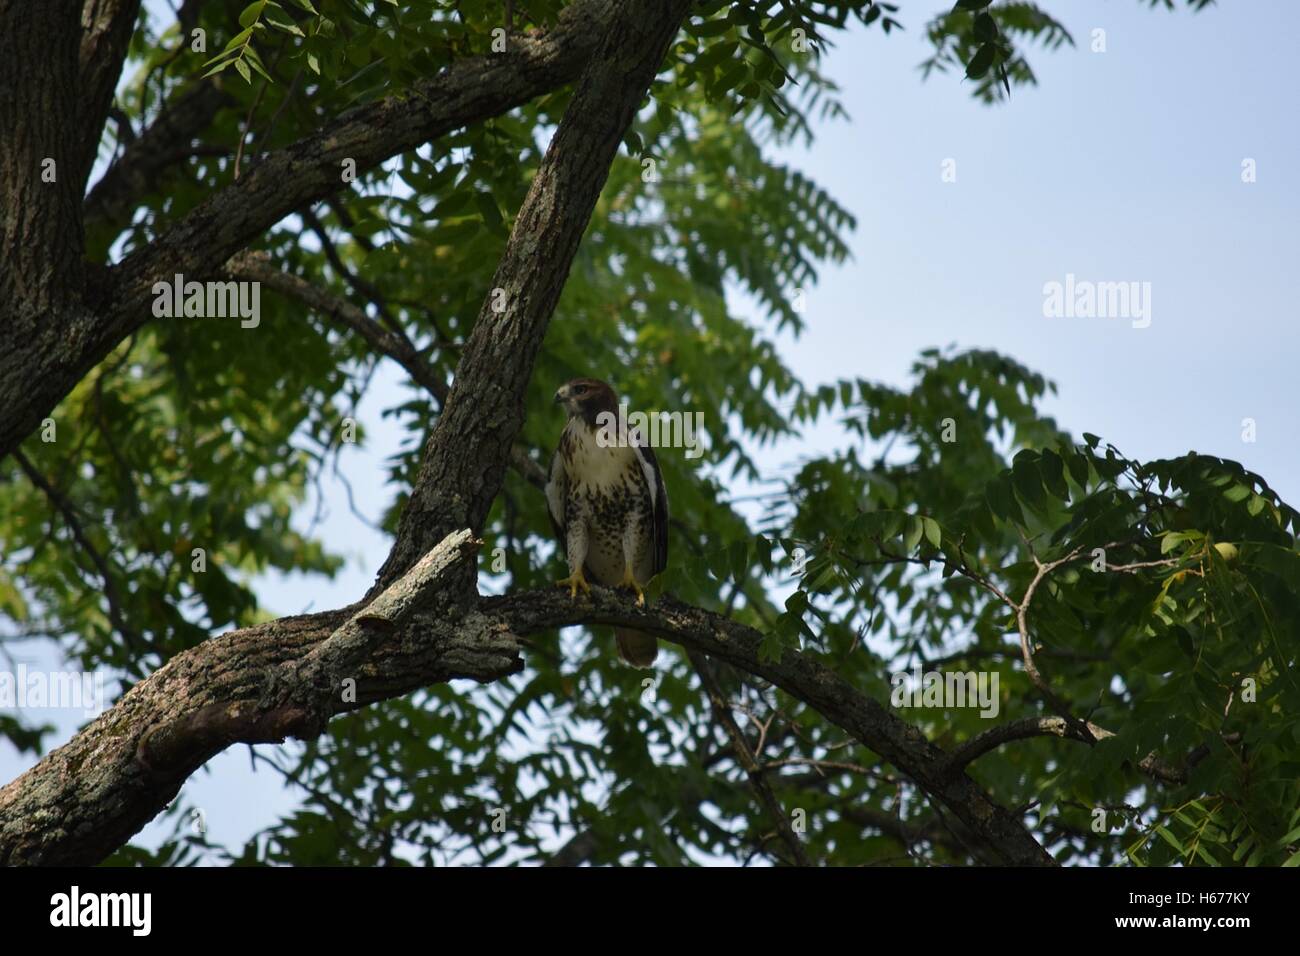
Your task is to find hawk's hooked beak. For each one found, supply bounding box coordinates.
[553,387,567,405]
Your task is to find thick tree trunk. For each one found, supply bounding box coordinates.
[0,0,88,317]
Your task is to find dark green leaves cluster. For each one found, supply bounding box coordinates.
[762,347,1300,865]
[5,0,1265,868]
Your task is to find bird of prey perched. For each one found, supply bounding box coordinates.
[546,378,668,667]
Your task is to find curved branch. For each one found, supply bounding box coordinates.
[0,529,522,866]
[945,716,1102,775]
[226,249,448,402]
[1,566,1058,866]
[942,714,1220,788]
[225,249,551,492]
[106,0,620,311]
[11,448,144,656]
[84,79,235,238]
[484,588,1056,867]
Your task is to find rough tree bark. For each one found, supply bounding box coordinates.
[369,0,695,591]
[0,543,1055,866]
[0,0,619,460]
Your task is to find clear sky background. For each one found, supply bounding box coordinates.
[3,0,1296,861]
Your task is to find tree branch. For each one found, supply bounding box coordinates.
[226,249,448,402]
[106,0,620,308]
[76,0,146,193]
[84,79,235,239]
[942,713,1224,787]
[0,529,521,865]
[225,250,549,491]
[687,648,815,866]
[2,565,1061,866]
[10,448,144,656]
[483,588,1057,867]
[370,0,694,591]
[0,0,700,868]
[0,0,619,461]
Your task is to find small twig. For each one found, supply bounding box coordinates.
[12,449,145,660]
[688,649,814,866]
[232,76,270,180]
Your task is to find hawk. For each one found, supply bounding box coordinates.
[546,378,668,667]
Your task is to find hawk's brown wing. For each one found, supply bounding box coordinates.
[545,444,568,548]
[630,430,668,577]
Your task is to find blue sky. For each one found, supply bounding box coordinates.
[3,0,1296,861]
[772,0,1298,509]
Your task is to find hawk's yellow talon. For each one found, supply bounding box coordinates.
[556,570,591,599]
[620,567,646,607]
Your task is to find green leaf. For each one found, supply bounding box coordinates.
[903,516,924,554]
[706,547,729,582]
[758,629,785,663]
[922,516,941,549]
[1274,824,1300,848]
[965,43,997,79]
[784,589,809,616]
[1012,457,1046,512]
[239,0,269,30]
[1066,451,1091,489]
[803,559,837,593]
[430,191,476,220]
[474,192,504,234]
[243,48,273,82]
[693,19,732,39]
[1223,483,1252,503]
[1154,826,1184,855]
[267,15,305,37]
[986,475,1023,525]
[717,62,749,93]
[729,539,749,583]
[1039,449,1069,501]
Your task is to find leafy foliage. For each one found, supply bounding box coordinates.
[4,0,1278,868]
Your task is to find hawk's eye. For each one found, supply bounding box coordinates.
[573,385,587,395]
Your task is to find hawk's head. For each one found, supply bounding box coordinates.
[554,377,618,428]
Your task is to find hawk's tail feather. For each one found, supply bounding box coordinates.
[615,628,658,668]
